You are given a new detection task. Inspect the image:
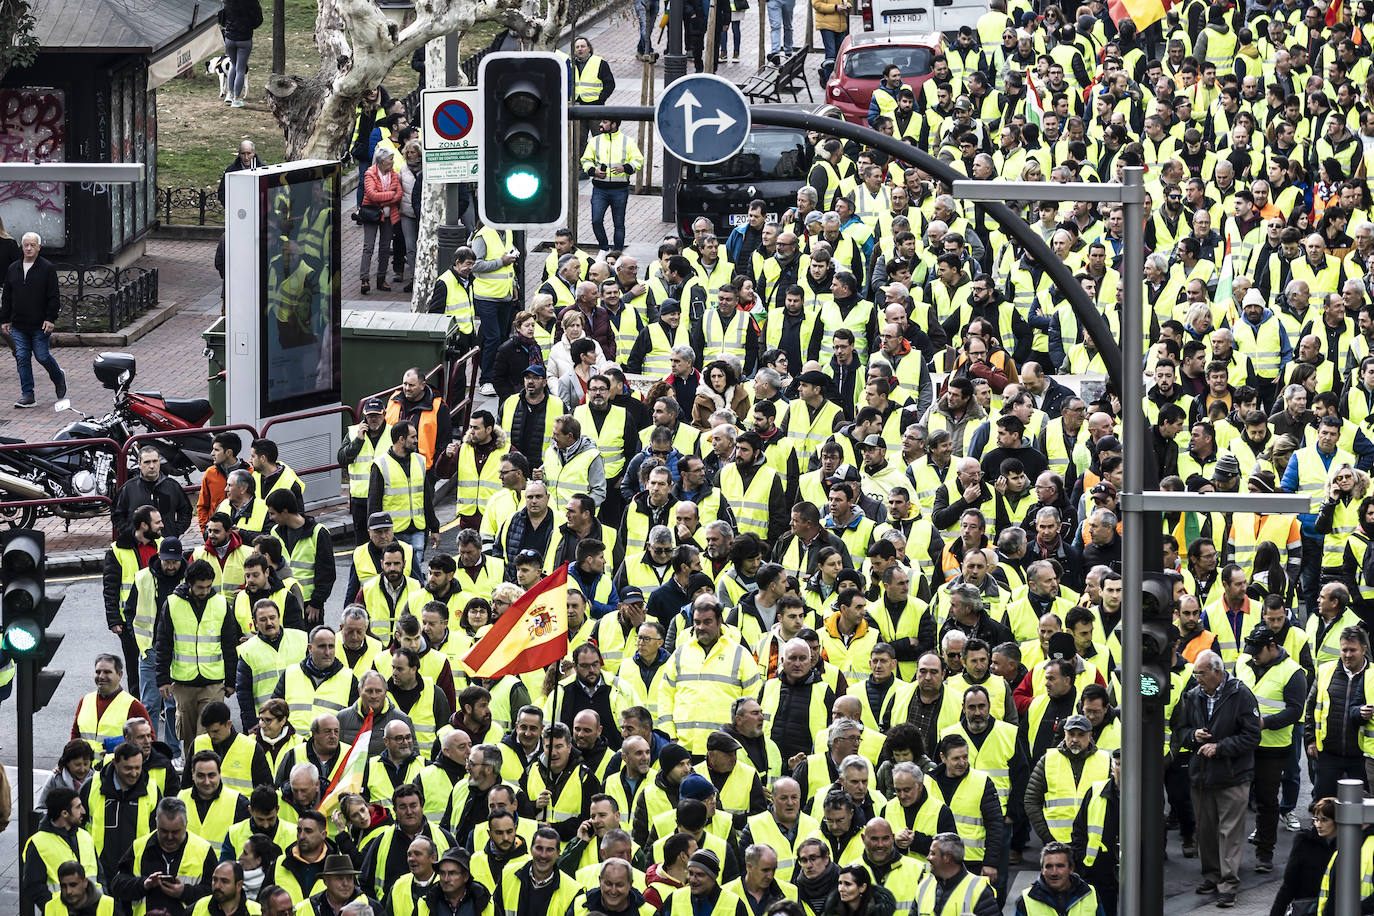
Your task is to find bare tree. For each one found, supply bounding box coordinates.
[266,0,567,161]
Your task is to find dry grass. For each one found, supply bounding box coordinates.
[156,0,498,189]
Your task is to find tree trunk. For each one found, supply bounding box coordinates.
[411,36,450,313]
[272,0,286,74]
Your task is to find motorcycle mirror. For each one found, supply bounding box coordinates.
[53,398,72,413]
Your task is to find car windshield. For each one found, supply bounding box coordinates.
[686,129,810,181]
[843,46,935,80]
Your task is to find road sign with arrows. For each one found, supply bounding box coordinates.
[655,74,751,166]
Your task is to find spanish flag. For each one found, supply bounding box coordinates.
[319,710,371,816]
[1107,0,1170,30]
[461,563,570,678]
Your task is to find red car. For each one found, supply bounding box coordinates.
[824,32,944,125]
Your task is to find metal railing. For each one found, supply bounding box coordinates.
[50,264,160,333]
[156,186,226,226]
[356,345,481,433]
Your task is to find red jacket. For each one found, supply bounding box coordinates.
[362,165,404,224]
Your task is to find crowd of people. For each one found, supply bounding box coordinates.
[38,0,1374,913]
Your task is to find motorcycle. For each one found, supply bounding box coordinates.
[0,352,216,529]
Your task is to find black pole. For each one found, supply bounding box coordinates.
[661,0,687,223]
[570,103,1123,380]
[438,33,468,271]
[17,658,34,915]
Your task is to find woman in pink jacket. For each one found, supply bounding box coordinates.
[359,146,403,293]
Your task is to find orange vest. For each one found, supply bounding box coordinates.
[1180,629,1216,664]
[385,395,443,469]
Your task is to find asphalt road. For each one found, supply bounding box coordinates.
[0,532,1312,914]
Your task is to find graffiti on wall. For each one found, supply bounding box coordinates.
[0,88,67,247]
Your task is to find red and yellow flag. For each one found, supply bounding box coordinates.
[1107,0,1170,30]
[460,563,570,678]
[1327,0,1344,28]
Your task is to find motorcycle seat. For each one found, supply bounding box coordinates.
[162,398,212,422]
[0,436,24,445]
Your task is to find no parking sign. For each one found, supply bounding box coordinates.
[422,88,481,182]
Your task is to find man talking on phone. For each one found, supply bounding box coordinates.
[111,796,218,914]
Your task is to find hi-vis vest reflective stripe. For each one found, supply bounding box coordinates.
[925,769,993,859]
[129,830,215,916]
[377,450,427,533]
[645,322,692,375]
[1230,513,1295,569]
[362,576,423,642]
[438,270,476,334]
[544,446,599,514]
[944,721,1018,811]
[1042,749,1111,841]
[744,811,823,874]
[1230,315,1283,379]
[1237,654,1302,747]
[87,771,159,857]
[914,869,992,916]
[455,443,511,518]
[283,663,355,730]
[26,825,99,895]
[130,566,163,653]
[719,462,778,538]
[818,299,876,365]
[574,55,605,102]
[167,594,230,682]
[1313,659,1374,753]
[237,628,309,715]
[191,731,256,795]
[474,226,516,299]
[192,544,250,596]
[574,404,628,479]
[77,689,135,753]
[348,431,386,499]
[394,676,440,747]
[704,308,750,366]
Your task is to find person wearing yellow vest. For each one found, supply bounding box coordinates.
[219,469,269,545]
[1011,842,1099,916]
[21,785,101,909]
[111,797,218,916]
[1024,715,1109,854]
[665,849,748,916]
[385,646,452,751]
[471,224,520,397]
[249,438,304,515]
[912,831,1001,916]
[659,602,762,756]
[1282,415,1356,614]
[79,740,161,878]
[73,653,150,756]
[269,626,360,733]
[541,414,608,514]
[448,409,510,531]
[153,560,240,759]
[927,734,1002,878]
[1178,649,1262,907]
[176,751,249,851]
[192,701,273,797]
[192,514,251,599]
[416,847,494,916]
[103,504,164,716]
[384,369,452,472]
[1235,624,1307,873]
[571,36,614,145]
[428,246,478,339]
[45,860,113,916]
[369,420,441,558]
[1201,565,1262,669]
[264,490,335,624]
[299,853,382,914]
[582,117,644,251]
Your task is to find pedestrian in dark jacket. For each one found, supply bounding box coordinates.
[1277,800,1337,916]
[216,140,264,203]
[78,743,158,877]
[0,232,64,408]
[1071,754,1120,916]
[218,0,263,106]
[113,446,195,537]
[1179,649,1262,906]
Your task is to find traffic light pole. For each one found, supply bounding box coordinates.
[437,31,468,269]
[661,0,687,223]
[16,657,34,916]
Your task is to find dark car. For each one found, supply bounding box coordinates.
[675,103,845,239]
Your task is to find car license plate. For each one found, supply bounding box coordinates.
[883,12,927,22]
[729,213,780,225]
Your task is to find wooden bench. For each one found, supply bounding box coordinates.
[739,48,813,103]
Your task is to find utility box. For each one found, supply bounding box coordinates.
[203,317,227,425]
[341,309,454,410]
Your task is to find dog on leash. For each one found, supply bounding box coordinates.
[206,55,233,99]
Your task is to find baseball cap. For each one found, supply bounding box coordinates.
[954,96,973,112]
[157,538,184,561]
[362,397,386,415]
[620,585,645,603]
[522,364,546,378]
[1063,714,1092,733]
[861,434,886,449]
[1244,622,1277,649]
[1096,436,1122,452]
[367,512,394,530]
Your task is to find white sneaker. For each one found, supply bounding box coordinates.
[1284,812,1302,831]
[478,382,496,397]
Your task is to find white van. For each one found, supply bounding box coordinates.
[858,0,985,37]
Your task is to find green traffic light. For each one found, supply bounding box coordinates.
[3,618,41,655]
[505,171,540,201]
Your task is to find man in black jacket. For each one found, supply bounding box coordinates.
[113,445,194,538]
[1181,649,1262,907]
[0,231,64,409]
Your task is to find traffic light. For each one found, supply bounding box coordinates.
[477,51,568,229]
[1,529,66,711]
[1140,570,1179,707]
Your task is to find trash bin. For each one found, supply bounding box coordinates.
[341,309,454,410]
[203,317,227,425]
